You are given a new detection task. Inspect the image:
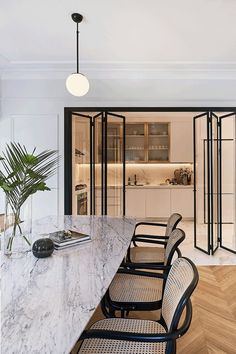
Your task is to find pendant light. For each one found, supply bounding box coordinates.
[66,13,89,96]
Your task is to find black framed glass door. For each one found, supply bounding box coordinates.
[71,113,93,215]
[194,110,236,255]
[193,111,218,255]
[194,112,211,254]
[70,111,126,216]
[219,112,236,254]
[93,112,104,215]
[105,112,125,216]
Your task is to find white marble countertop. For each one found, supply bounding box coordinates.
[1,215,136,354]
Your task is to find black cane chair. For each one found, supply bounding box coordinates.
[127,213,182,265]
[78,257,199,354]
[102,228,185,318]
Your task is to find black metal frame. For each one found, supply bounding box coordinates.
[218,112,236,254]
[126,213,182,263]
[65,107,236,254]
[79,257,199,354]
[92,112,103,214]
[65,109,126,216]
[105,112,126,215]
[193,110,236,255]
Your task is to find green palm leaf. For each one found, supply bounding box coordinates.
[0,142,59,215]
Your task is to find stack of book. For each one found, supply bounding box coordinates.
[49,229,90,250]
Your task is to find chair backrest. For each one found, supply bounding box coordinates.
[165,213,182,236]
[161,257,199,331]
[164,228,185,266]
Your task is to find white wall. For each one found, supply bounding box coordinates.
[1,66,236,218]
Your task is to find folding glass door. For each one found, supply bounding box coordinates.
[194,111,236,255]
[219,113,236,253]
[71,113,93,216]
[71,111,125,217]
[194,112,218,254]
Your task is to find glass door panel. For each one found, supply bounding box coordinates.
[71,113,92,215]
[219,113,236,253]
[194,112,210,254]
[148,123,169,162]
[211,113,219,254]
[126,123,145,162]
[93,112,104,215]
[106,112,125,216]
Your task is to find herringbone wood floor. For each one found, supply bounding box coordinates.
[72,266,236,354]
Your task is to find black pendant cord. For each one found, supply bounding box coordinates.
[76,22,79,73]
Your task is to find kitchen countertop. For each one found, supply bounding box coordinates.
[1,215,136,354]
[94,185,193,189]
[126,184,194,189]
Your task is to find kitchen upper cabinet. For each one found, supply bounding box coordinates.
[126,123,169,163]
[125,189,146,217]
[146,189,171,218]
[170,121,193,163]
[171,189,194,218]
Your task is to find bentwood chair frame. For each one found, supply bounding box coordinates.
[101,228,185,318]
[78,257,199,354]
[127,213,182,264]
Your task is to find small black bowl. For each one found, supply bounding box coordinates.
[32,238,54,258]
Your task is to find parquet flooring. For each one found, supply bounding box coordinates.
[72,266,236,354]
[178,266,236,354]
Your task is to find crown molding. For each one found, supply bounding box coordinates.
[2,61,236,80]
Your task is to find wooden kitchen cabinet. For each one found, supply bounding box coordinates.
[125,188,146,217]
[171,188,194,218]
[146,189,171,218]
[170,121,193,162]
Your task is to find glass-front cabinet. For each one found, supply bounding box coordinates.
[126,123,145,162]
[148,123,169,162]
[126,122,169,163]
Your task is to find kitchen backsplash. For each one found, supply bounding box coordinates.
[126,164,193,185]
[75,163,193,186]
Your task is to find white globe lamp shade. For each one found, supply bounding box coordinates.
[66,73,89,96]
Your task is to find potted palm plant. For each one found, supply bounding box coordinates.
[0,143,58,256]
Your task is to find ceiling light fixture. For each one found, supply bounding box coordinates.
[66,13,89,97]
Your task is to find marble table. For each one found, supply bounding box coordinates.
[1,215,136,354]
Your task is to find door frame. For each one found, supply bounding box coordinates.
[64,107,236,215]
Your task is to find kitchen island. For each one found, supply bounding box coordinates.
[1,215,136,354]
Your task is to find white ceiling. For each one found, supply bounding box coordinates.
[1,0,236,66]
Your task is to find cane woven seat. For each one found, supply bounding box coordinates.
[109,273,163,303]
[78,258,199,354]
[109,229,184,306]
[78,318,166,354]
[130,246,165,263]
[130,214,182,265]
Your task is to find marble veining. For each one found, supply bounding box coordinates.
[1,215,136,354]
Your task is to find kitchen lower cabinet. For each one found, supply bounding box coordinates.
[125,189,146,217]
[146,189,171,218]
[126,187,194,219]
[170,189,194,218]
